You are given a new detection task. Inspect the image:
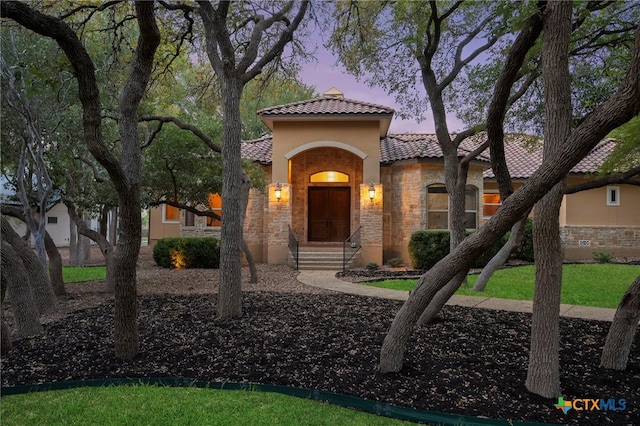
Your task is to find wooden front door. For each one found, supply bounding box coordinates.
[308,187,351,242]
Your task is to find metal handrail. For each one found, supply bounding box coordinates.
[288,225,299,270]
[343,226,362,271]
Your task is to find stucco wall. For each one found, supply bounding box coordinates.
[148,206,180,246]
[270,120,381,184]
[563,181,640,226]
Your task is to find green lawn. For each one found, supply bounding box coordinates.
[63,266,106,283]
[364,264,640,309]
[1,385,412,426]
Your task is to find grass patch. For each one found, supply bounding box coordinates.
[0,385,411,426]
[364,264,640,309]
[63,266,106,283]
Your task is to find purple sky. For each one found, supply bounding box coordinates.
[298,45,466,134]
[294,14,473,135]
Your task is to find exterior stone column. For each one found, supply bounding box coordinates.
[266,182,293,265]
[360,183,383,266]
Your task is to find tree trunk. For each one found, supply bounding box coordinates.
[109,207,118,245]
[600,275,640,370]
[1,262,12,353]
[217,79,245,319]
[417,270,467,325]
[99,204,108,238]
[473,216,527,292]
[45,230,65,295]
[111,1,159,360]
[1,218,57,315]
[66,201,115,292]
[0,204,65,295]
[240,172,258,284]
[417,155,469,325]
[378,26,640,372]
[69,213,78,266]
[1,240,42,338]
[525,1,572,399]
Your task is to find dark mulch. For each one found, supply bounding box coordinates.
[2,292,638,425]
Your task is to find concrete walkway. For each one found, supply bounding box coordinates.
[297,270,617,322]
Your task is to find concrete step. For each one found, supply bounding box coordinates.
[292,248,359,270]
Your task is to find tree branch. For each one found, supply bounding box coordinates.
[139,115,221,153]
[565,166,640,194]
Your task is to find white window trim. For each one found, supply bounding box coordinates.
[606,186,620,206]
[162,204,180,223]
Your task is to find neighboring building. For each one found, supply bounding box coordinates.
[148,88,640,266]
[1,177,109,247]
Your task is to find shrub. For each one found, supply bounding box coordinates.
[408,230,509,270]
[593,250,613,264]
[366,262,379,271]
[153,237,220,269]
[408,231,450,270]
[513,218,534,262]
[387,257,404,268]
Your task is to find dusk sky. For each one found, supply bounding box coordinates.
[298,46,437,134]
[296,31,466,134]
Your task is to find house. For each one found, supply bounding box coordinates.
[148,88,640,267]
[0,177,112,248]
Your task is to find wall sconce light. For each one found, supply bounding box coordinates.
[275,182,282,202]
[368,182,375,202]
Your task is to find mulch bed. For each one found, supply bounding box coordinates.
[2,291,638,425]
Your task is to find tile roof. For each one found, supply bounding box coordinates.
[240,135,273,165]
[483,136,616,179]
[380,133,490,163]
[241,133,616,179]
[257,96,395,116]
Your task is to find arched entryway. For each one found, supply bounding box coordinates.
[288,146,363,244]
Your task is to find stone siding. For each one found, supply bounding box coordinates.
[561,225,640,260]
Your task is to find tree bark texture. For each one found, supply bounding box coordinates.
[1,218,57,315]
[69,215,79,266]
[417,157,469,325]
[525,1,572,399]
[378,26,640,373]
[1,204,65,295]
[217,79,245,319]
[1,240,42,338]
[600,275,640,370]
[197,0,308,319]
[240,172,258,283]
[111,1,160,360]
[44,228,65,295]
[472,216,528,292]
[1,261,12,354]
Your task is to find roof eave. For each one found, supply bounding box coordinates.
[259,113,395,137]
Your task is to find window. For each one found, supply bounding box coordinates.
[427,185,448,229]
[607,186,620,206]
[206,193,222,227]
[483,192,501,218]
[465,187,478,229]
[427,185,478,230]
[162,204,180,223]
[47,216,58,224]
[310,171,349,183]
[184,210,195,227]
